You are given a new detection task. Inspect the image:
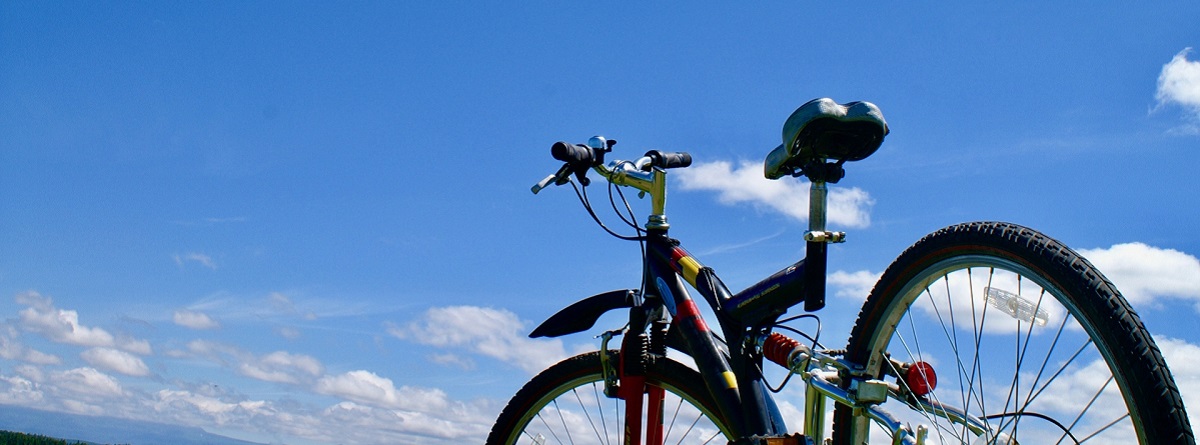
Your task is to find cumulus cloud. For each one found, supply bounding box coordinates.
[51,367,124,398]
[674,160,874,228]
[119,337,153,355]
[15,292,151,354]
[1078,243,1200,310]
[389,306,569,374]
[0,325,62,365]
[1029,335,1200,441]
[238,351,324,384]
[152,385,493,444]
[829,270,881,301]
[179,340,324,385]
[154,389,275,424]
[0,362,497,444]
[81,348,151,377]
[0,375,44,405]
[1156,48,1200,132]
[17,292,116,347]
[320,401,492,443]
[314,370,466,419]
[173,309,220,330]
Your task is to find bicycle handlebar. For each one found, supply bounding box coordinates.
[533,138,691,197]
[551,141,602,166]
[643,150,692,170]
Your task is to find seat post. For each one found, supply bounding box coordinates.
[804,179,829,312]
[809,180,828,234]
[802,162,846,312]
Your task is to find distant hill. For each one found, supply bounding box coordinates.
[0,405,265,445]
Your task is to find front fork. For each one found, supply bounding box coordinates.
[599,328,666,445]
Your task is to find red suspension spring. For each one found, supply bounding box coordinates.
[763,332,801,368]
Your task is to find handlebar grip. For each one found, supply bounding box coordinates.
[551,141,596,165]
[644,150,692,170]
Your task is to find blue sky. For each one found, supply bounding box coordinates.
[2,2,1199,444]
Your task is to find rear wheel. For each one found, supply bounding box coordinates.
[488,350,734,445]
[834,222,1193,444]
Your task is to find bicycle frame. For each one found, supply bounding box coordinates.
[531,152,981,445]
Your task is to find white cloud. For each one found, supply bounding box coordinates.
[0,325,62,365]
[16,291,116,347]
[182,339,238,362]
[0,375,44,405]
[81,348,151,377]
[268,292,296,312]
[1157,336,1200,432]
[177,339,324,385]
[173,309,220,330]
[23,349,62,365]
[0,360,496,444]
[428,352,475,370]
[674,160,874,228]
[14,291,152,354]
[276,326,302,339]
[238,351,324,384]
[267,292,318,320]
[153,389,278,427]
[13,365,44,382]
[320,401,492,443]
[157,389,272,416]
[50,367,124,398]
[173,252,217,269]
[1156,47,1200,131]
[1078,243,1200,309]
[1029,335,1200,443]
[314,370,450,413]
[829,269,881,301]
[390,306,570,374]
[314,371,401,408]
[147,385,494,444]
[120,337,153,355]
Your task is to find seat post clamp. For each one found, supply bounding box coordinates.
[804,231,846,243]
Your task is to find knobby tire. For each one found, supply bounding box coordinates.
[487,350,733,445]
[832,222,1193,444]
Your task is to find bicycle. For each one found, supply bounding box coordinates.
[486,98,1195,445]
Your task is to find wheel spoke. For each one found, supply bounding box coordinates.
[592,383,612,445]
[1055,375,1113,445]
[489,352,730,445]
[1025,338,1094,406]
[572,387,606,445]
[1077,412,1131,444]
[553,399,575,444]
[833,224,1187,445]
[663,396,683,444]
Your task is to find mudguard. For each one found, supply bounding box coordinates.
[529,289,637,338]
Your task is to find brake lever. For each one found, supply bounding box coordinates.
[531,163,574,194]
[531,174,556,195]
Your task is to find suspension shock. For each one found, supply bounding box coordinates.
[762,332,810,371]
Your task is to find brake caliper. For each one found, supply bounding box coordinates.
[598,329,623,398]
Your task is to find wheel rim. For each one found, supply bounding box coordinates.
[860,254,1144,444]
[502,372,732,445]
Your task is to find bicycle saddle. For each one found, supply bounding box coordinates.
[764,98,889,180]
